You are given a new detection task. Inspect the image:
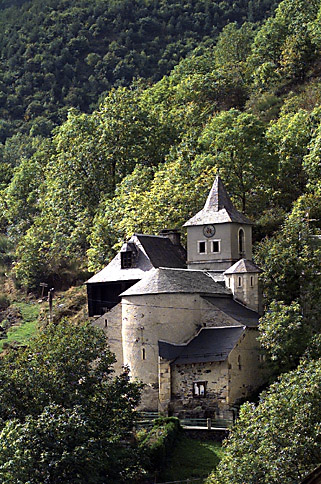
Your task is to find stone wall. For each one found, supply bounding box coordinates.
[158,358,171,414]
[186,223,252,271]
[228,327,267,404]
[92,303,123,374]
[187,223,234,270]
[170,360,230,419]
[225,272,262,314]
[121,293,246,411]
[230,224,252,260]
[121,293,202,410]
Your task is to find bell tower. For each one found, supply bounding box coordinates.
[183,176,253,273]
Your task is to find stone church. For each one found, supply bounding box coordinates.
[86,176,267,420]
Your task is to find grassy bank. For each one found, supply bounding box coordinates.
[159,435,223,482]
[0,301,40,351]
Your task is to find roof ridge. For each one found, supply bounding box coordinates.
[135,233,168,239]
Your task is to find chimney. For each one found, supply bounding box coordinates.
[159,228,181,246]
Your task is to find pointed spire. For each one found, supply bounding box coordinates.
[203,175,235,213]
[184,175,252,227]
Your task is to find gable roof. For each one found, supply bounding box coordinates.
[184,175,252,226]
[135,234,186,269]
[86,234,186,284]
[224,258,262,275]
[203,296,260,327]
[158,326,245,364]
[120,267,231,297]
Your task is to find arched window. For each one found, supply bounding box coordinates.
[238,228,245,255]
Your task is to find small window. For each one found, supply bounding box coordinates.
[193,381,207,397]
[227,277,230,288]
[250,276,254,287]
[238,276,242,287]
[238,228,245,255]
[121,251,132,268]
[104,319,108,328]
[142,348,146,360]
[211,240,220,253]
[238,355,241,370]
[198,241,206,254]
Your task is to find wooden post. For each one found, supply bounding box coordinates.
[207,418,211,430]
[39,282,48,299]
[48,288,54,324]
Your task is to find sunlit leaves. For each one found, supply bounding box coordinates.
[210,358,321,484]
[198,109,276,213]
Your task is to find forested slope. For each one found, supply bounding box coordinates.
[0,0,280,140]
[1,0,319,288]
[0,0,320,482]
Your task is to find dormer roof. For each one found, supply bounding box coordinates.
[224,258,262,274]
[86,234,186,284]
[184,175,252,227]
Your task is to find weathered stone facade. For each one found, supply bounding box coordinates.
[228,328,265,404]
[89,176,268,419]
[165,328,267,419]
[170,360,229,418]
[93,302,123,374]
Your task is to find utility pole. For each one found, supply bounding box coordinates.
[48,288,54,324]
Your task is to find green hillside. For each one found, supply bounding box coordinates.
[0,0,281,140]
[0,0,320,481]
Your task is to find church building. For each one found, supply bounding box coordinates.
[86,176,267,420]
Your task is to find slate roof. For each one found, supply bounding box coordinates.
[158,326,245,363]
[86,234,186,284]
[135,234,186,269]
[120,267,231,297]
[224,258,262,274]
[184,175,252,226]
[203,296,260,327]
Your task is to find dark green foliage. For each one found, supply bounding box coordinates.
[0,293,9,310]
[209,358,321,484]
[255,193,321,371]
[0,321,143,483]
[0,0,282,141]
[139,417,181,471]
[0,0,317,293]
[0,1,319,481]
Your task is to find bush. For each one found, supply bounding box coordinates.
[139,417,181,471]
[0,293,10,310]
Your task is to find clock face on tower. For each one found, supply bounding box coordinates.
[203,225,215,238]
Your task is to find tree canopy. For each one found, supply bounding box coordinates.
[209,356,321,484]
[0,0,320,481]
[0,0,282,140]
[0,321,143,483]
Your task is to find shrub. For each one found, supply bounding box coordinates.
[0,293,10,310]
[139,417,181,471]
